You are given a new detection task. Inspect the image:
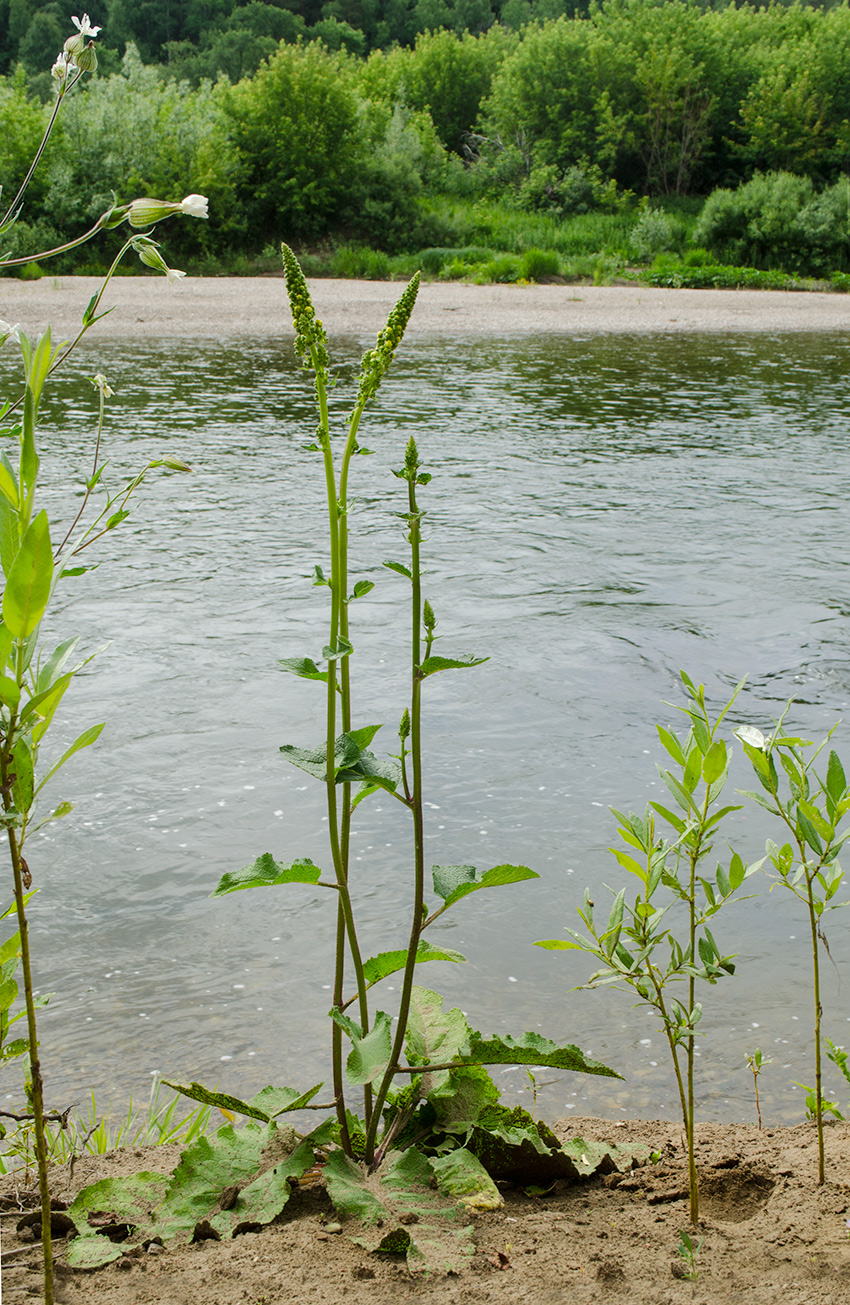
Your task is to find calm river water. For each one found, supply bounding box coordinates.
[2,328,849,1128]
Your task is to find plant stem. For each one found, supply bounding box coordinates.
[806,871,825,1184]
[364,465,425,1163]
[0,739,53,1305]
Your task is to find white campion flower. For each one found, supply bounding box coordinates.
[71,14,101,38]
[91,373,114,398]
[179,194,209,219]
[52,50,72,81]
[131,236,186,286]
[126,194,209,228]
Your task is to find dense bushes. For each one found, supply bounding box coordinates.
[695,172,850,276]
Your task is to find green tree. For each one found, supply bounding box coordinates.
[223,41,366,241]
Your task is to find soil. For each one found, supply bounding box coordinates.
[2,1116,849,1304]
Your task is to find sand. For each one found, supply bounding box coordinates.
[3,275,850,341]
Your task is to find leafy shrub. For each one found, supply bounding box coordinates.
[418,246,492,275]
[695,171,850,275]
[630,207,676,261]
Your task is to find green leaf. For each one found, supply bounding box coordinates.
[280,725,387,784]
[656,725,685,765]
[702,739,728,785]
[324,1148,474,1276]
[797,810,824,856]
[431,863,538,911]
[34,723,105,796]
[322,636,353,661]
[2,510,53,637]
[351,580,374,600]
[11,737,33,812]
[67,1173,170,1268]
[163,1081,322,1122]
[361,939,467,989]
[406,987,470,1092]
[383,560,412,579]
[430,1147,503,1211]
[346,1010,393,1085]
[0,452,19,509]
[0,497,18,580]
[211,853,323,897]
[35,635,80,695]
[464,1029,621,1079]
[418,654,488,678]
[0,675,20,709]
[277,657,328,684]
[826,750,846,802]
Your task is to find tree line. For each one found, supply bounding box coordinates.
[2,1,850,266]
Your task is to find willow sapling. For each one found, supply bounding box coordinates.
[736,714,850,1184]
[745,1048,771,1129]
[538,672,759,1225]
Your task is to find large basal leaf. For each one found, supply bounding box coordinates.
[405,987,471,1092]
[361,939,467,989]
[430,1147,504,1211]
[431,863,538,912]
[426,1064,501,1130]
[464,1029,621,1079]
[211,853,323,897]
[467,1105,649,1187]
[67,1172,170,1267]
[324,1147,474,1275]
[163,1080,323,1122]
[68,1122,320,1264]
[161,1124,314,1238]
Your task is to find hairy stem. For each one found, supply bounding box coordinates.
[1,737,54,1304]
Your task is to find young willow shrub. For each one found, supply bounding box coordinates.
[538,673,760,1226]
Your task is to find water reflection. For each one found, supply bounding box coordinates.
[1,330,849,1126]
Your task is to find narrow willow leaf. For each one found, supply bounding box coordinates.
[534,938,582,951]
[211,853,322,897]
[432,862,538,910]
[826,750,846,802]
[11,737,33,812]
[34,722,105,796]
[0,496,17,579]
[35,635,80,694]
[418,654,489,678]
[346,1010,393,1085]
[361,940,467,988]
[0,675,20,709]
[656,725,685,764]
[0,453,18,509]
[2,510,53,637]
[702,739,728,785]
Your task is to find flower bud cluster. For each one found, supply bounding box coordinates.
[356,272,420,409]
[53,15,101,83]
[281,243,330,380]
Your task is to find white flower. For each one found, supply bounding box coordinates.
[179,194,209,219]
[71,14,101,38]
[91,373,114,398]
[166,268,187,285]
[52,50,72,80]
[131,236,186,286]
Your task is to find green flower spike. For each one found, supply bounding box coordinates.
[280,243,330,382]
[356,272,420,409]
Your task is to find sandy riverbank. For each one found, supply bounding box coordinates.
[3,276,850,340]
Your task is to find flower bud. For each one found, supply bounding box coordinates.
[91,373,113,398]
[131,237,186,285]
[73,43,98,73]
[127,198,179,229]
